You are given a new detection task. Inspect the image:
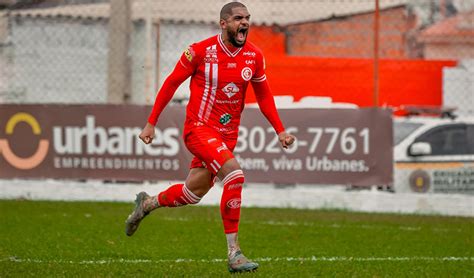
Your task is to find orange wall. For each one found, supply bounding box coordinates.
[248,26,286,57]
[246,56,457,109]
[247,21,456,110]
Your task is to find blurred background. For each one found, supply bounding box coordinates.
[1,3,473,275]
[1,0,472,107]
[0,0,473,214]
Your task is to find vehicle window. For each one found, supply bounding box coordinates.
[393,122,422,145]
[414,124,470,155]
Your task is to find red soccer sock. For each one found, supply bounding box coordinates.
[158,183,201,207]
[220,170,244,234]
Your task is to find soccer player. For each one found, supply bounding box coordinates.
[125,2,296,273]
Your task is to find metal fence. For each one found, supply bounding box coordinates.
[0,0,473,191]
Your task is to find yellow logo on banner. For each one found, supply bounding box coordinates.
[0,113,49,169]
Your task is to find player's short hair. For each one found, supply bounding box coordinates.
[220,2,247,20]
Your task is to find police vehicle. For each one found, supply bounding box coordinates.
[393,107,474,194]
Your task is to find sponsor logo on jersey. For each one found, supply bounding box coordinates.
[213,126,234,133]
[184,48,193,62]
[243,51,256,57]
[206,48,217,55]
[205,45,218,63]
[241,67,252,81]
[222,82,240,98]
[245,60,255,65]
[219,113,232,125]
[216,99,240,104]
[226,198,241,209]
[204,57,219,63]
[227,63,237,68]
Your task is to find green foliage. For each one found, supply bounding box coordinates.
[0,200,472,277]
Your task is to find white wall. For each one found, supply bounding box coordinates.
[128,21,157,105]
[1,179,472,217]
[5,17,219,105]
[443,60,474,116]
[157,22,219,101]
[10,17,109,103]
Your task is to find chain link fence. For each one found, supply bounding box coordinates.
[0,0,473,191]
[1,0,472,105]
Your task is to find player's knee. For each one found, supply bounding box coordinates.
[218,159,242,179]
[185,168,212,199]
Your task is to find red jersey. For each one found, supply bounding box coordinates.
[179,34,266,135]
[148,34,284,136]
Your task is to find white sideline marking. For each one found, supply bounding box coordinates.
[2,256,472,264]
[161,217,461,233]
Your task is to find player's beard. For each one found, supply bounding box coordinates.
[226,27,248,48]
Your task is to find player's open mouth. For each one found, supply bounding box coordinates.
[236,27,248,43]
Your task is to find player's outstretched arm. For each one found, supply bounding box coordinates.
[140,61,192,145]
[252,79,296,149]
[147,62,192,127]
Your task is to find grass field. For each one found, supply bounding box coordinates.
[0,200,473,277]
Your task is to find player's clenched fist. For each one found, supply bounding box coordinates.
[139,123,155,144]
[278,131,296,149]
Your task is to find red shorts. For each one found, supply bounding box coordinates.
[183,121,237,176]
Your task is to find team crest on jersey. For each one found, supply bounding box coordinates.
[219,113,232,125]
[241,67,252,81]
[222,82,239,98]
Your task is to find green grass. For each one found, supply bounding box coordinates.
[0,200,473,277]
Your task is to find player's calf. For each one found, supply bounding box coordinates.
[125,184,202,236]
[158,183,201,207]
[220,170,244,234]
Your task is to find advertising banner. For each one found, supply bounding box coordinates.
[237,108,393,185]
[0,104,393,185]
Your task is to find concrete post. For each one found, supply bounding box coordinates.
[107,0,132,104]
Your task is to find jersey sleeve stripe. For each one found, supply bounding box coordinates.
[251,74,267,82]
[179,59,189,69]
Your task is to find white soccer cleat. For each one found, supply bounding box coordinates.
[228,250,259,273]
